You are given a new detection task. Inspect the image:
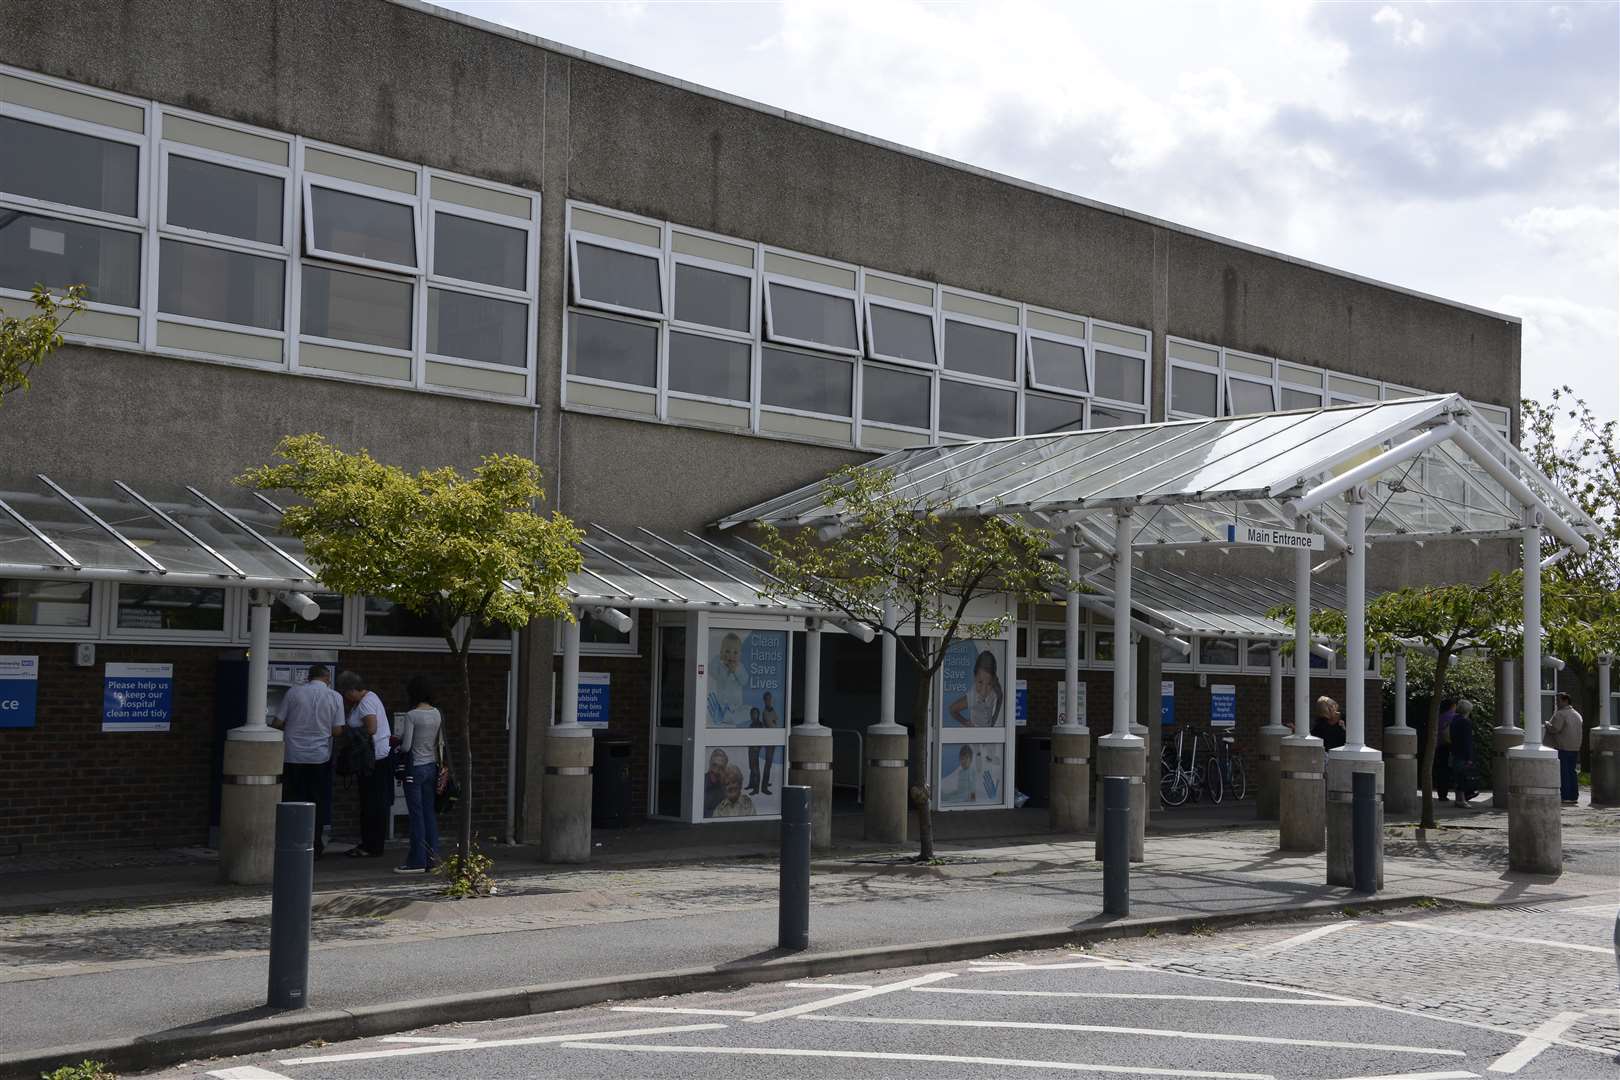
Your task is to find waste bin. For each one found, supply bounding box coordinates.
[1016,734,1052,808]
[592,738,633,828]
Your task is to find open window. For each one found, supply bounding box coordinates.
[763,250,860,356]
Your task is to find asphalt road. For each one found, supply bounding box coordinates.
[149,899,1619,1080]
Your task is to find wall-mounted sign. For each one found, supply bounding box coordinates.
[942,639,1007,728]
[1210,683,1237,728]
[705,628,786,730]
[102,662,173,732]
[0,656,39,729]
[578,671,610,727]
[1161,679,1176,726]
[1056,681,1087,726]
[1225,522,1319,550]
[1014,679,1027,726]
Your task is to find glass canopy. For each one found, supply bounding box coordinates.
[1084,562,1354,641]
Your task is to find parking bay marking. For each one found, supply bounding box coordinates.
[743,970,956,1023]
[1324,1072,1479,1080]
[1388,921,1612,955]
[559,1040,1276,1079]
[276,1022,727,1065]
[914,986,1366,1005]
[1486,1011,1585,1074]
[1257,921,1361,954]
[610,1005,758,1017]
[208,1069,295,1080]
[803,1014,1466,1056]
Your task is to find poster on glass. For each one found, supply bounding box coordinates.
[940,742,1004,807]
[705,628,787,731]
[701,745,783,819]
[940,639,1007,728]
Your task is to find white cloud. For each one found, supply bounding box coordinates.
[1373,5,1428,48]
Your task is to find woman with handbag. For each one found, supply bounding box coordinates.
[395,675,443,874]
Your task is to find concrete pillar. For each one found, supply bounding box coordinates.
[1094,738,1146,862]
[1256,645,1288,820]
[789,619,835,849]
[1095,508,1146,862]
[1327,491,1384,885]
[220,592,282,885]
[1493,658,1518,810]
[1508,515,1560,873]
[865,601,908,843]
[1591,656,1619,807]
[542,616,593,863]
[1326,756,1384,886]
[1280,522,1325,853]
[1385,650,1417,815]
[1052,538,1091,832]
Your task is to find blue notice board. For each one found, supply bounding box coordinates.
[1014,679,1028,726]
[577,671,610,728]
[1160,680,1175,726]
[1210,683,1237,728]
[0,655,39,728]
[102,662,173,732]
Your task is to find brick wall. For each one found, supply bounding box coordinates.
[550,609,657,817]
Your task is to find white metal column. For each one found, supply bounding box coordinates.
[1269,644,1283,726]
[1522,515,1544,749]
[1500,658,1516,729]
[1393,650,1407,728]
[1293,519,1312,738]
[1065,537,1081,729]
[1110,509,1135,741]
[804,620,823,729]
[1599,655,1612,730]
[880,598,896,728]
[560,615,581,727]
[1344,489,1368,750]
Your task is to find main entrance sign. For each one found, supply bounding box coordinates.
[1225,522,1319,550]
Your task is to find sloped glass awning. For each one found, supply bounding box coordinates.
[1082,562,1353,641]
[715,395,1598,556]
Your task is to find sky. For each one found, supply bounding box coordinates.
[437,0,1619,424]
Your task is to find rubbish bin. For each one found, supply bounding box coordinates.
[592,738,633,828]
[1016,734,1052,808]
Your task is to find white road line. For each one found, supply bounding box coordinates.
[277,1022,726,1064]
[913,986,1365,1005]
[970,959,1128,970]
[208,1069,295,1080]
[1259,921,1360,953]
[610,1005,757,1017]
[378,1036,477,1044]
[559,1040,1275,1079]
[1324,1072,1479,1080]
[742,970,956,1023]
[783,981,873,990]
[1080,959,1361,1002]
[1486,1011,1585,1073]
[1390,921,1613,955]
[803,1015,1467,1056]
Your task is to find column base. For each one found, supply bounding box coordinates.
[789,726,835,850]
[1326,750,1383,888]
[219,731,283,885]
[1278,736,1325,854]
[863,725,908,844]
[540,727,593,864]
[1506,747,1561,873]
[1591,728,1620,807]
[1050,726,1091,834]
[1255,725,1288,820]
[1093,737,1145,863]
[1383,726,1418,816]
[1492,727,1524,810]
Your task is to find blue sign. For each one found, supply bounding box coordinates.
[102,662,173,732]
[1160,679,1175,726]
[577,671,610,728]
[1014,679,1028,727]
[0,655,39,729]
[1210,683,1237,728]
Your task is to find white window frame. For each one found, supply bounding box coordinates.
[569,229,667,321]
[1025,307,1092,398]
[1088,318,1151,414]
[294,259,418,380]
[1086,400,1148,429]
[1022,389,1088,435]
[1029,620,1076,668]
[856,359,935,439]
[1225,373,1278,416]
[667,236,756,341]
[1165,341,1221,421]
[299,172,423,276]
[564,307,662,393]
[0,576,103,641]
[937,373,1019,441]
[1193,635,1241,672]
[665,323,756,409]
[553,613,640,658]
[862,270,940,371]
[762,264,862,358]
[1279,362,1327,411]
[759,341,855,422]
[105,581,234,642]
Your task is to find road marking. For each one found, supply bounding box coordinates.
[560,1040,1275,1078]
[1390,921,1612,955]
[913,986,1364,1005]
[1487,1011,1585,1073]
[1084,958,1360,1002]
[1259,921,1359,953]
[784,981,873,990]
[208,1069,294,1080]
[378,1036,477,1044]
[743,970,956,1023]
[804,1015,1466,1056]
[278,1022,726,1064]
[970,959,1128,970]
[1324,1072,1478,1080]
[610,1005,757,1017]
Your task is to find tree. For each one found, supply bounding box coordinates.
[757,465,1070,860]
[240,435,583,862]
[0,284,85,407]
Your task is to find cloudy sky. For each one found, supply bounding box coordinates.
[440,0,1618,423]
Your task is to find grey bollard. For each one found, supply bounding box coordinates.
[1102,776,1130,916]
[1352,771,1377,895]
[779,785,811,951]
[268,801,315,1009]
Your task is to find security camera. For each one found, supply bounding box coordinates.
[586,605,634,634]
[276,590,320,622]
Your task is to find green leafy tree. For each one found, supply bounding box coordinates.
[240,435,583,860]
[757,465,1070,860]
[1382,652,1498,788]
[1,284,85,407]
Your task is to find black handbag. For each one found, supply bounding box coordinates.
[337,728,374,777]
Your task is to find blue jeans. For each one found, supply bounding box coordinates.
[1558,749,1580,802]
[403,761,440,868]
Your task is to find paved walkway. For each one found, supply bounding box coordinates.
[1,800,1614,1064]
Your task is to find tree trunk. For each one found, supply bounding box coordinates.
[456,644,475,859]
[1418,650,1450,830]
[909,668,934,861]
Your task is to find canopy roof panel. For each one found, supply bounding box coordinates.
[1084,562,1353,641]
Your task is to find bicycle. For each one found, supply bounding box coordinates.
[1160,727,1221,807]
[1210,729,1248,802]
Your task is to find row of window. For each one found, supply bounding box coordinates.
[0,65,540,403]
[561,202,1154,449]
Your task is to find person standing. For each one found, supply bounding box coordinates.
[1311,696,1346,751]
[1547,692,1585,805]
[395,675,442,874]
[336,670,393,857]
[269,664,344,859]
[1449,699,1477,807]
[1433,698,1456,800]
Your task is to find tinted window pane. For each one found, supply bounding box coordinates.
[869,304,937,365]
[300,264,411,349]
[1171,365,1218,415]
[0,579,91,626]
[568,310,657,386]
[1282,387,1322,411]
[116,585,225,632]
[1025,392,1085,434]
[675,264,749,332]
[1247,641,1273,669]
[0,213,140,307]
[669,330,750,400]
[309,186,415,267]
[768,283,857,351]
[939,379,1015,437]
[257,591,344,635]
[0,117,138,217]
[364,596,440,638]
[1199,638,1239,667]
[1090,404,1145,428]
[943,319,1016,381]
[1030,337,1087,393]
[1036,627,1066,660]
[1095,350,1146,404]
[428,287,527,367]
[861,363,930,429]
[167,155,282,245]
[433,212,525,290]
[1228,379,1276,416]
[575,241,662,313]
[159,239,284,330]
[761,346,852,416]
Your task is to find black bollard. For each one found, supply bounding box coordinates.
[779,785,811,951]
[268,801,315,1009]
[1102,776,1130,916]
[1352,770,1377,894]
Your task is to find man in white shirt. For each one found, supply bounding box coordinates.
[336,670,393,857]
[1546,692,1585,805]
[270,664,344,858]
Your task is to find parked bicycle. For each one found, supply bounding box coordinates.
[1210,729,1247,802]
[1160,727,1220,807]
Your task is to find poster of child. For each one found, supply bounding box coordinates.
[703,745,784,818]
[941,639,1006,728]
[939,742,1004,807]
[705,629,787,729]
